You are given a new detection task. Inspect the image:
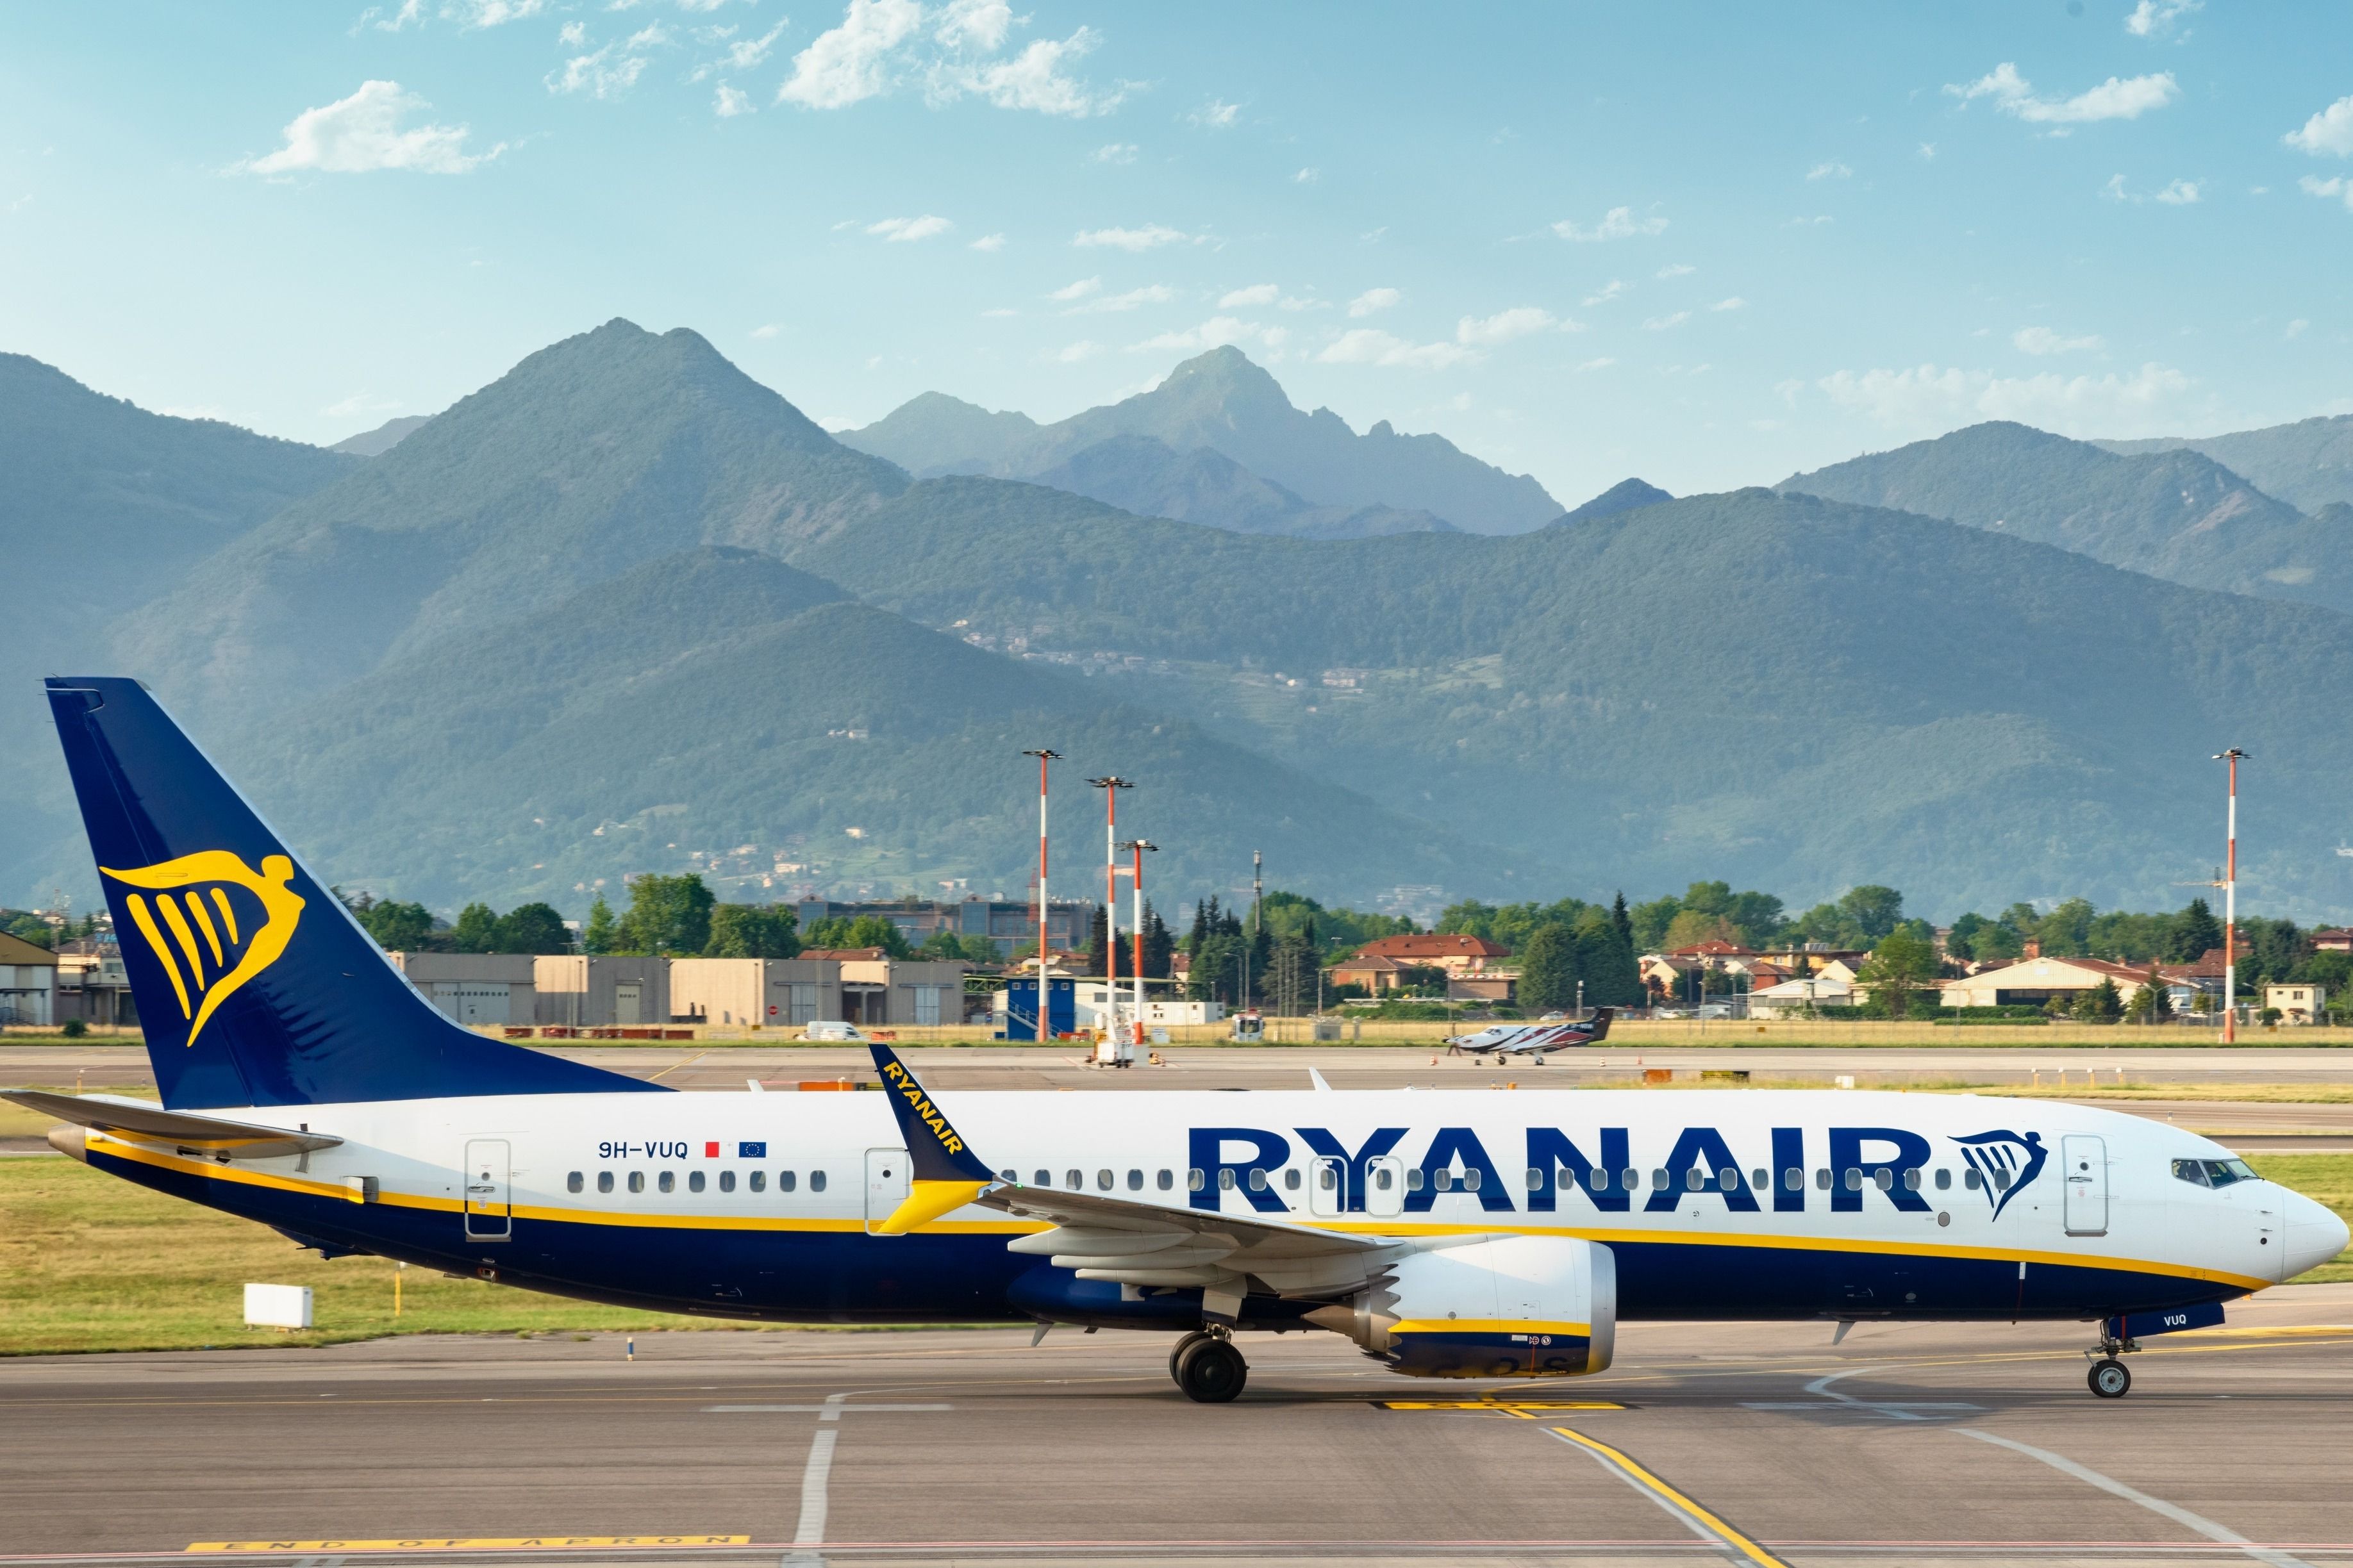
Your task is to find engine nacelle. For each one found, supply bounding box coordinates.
[1305,1235,1615,1378]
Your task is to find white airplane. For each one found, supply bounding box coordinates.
[1445,1009,1615,1061]
[13,678,2345,1403]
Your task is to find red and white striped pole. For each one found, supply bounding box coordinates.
[1088,777,1133,1033]
[1121,838,1156,1044]
[1022,749,1060,1038]
[2215,748,2247,1044]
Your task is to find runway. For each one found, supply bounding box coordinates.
[4,1285,2352,1566]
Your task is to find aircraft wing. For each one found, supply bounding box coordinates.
[978,1181,1401,1297]
[1,1089,342,1160]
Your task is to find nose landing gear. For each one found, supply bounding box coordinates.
[2086,1328,2140,1398]
[1170,1327,1248,1403]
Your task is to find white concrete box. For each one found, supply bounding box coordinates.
[244,1283,313,1329]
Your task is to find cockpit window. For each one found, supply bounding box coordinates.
[2174,1157,2259,1188]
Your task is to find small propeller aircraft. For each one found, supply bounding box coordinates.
[1444,1008,1614,1062]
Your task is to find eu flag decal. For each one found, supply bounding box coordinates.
[739,1141,768,1159]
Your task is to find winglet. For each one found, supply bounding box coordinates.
[867,1042,995,1234]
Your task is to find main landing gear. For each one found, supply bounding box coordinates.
[2086,1328,2139,1399]
[1170,1328,1248,1403]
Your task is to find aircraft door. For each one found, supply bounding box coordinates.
[865,1147,911,1235]
[1367,1155,1406,1219]
[2062,1134,2108,1237]
[463,1139,511,1241]
[1309,1156,1345,1217]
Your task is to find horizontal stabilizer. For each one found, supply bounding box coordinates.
[1,1089,341,1160]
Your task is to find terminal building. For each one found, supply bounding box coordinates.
[793,896,1095,958]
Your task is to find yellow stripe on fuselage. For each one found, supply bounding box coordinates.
[1392,1319,1592,1337]
[77,1137,2274,1290]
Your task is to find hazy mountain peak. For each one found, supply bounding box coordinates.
[1559,477,1673,524]
[330,414,431,456]
[837,390,1039,475]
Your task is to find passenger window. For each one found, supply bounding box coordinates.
[1783,1168,1802,1191]
[1283,1168,1301,1191]
[1652,1168,1670,1191]
[1375,1167,1395,1191]
[1248,1169,1268,1192]
[1815,1168,1831,1190]
[1218,1168,1236,1190]
[1526,1166,1544,1191]
[1874,1169,1893,1191]
[1407,1168,1426,1191]
[660,1171,676,1193]
[1158,1169,1174,1191]
[810,1169,827,1193]
[567,1171,583,1194]
[1684,1168,1703,1192]
[1902,1168,1921,1191]
[1128,1169,1143,1191]
[1935,1168,1951,1191]
[1464,1168,1482,1192]
[1991,1169,2010,1191]
[749,1171,766,1193]
[780,1170,797,1192]
[1034,1169,1051,1187]
[597,1171,614,1194]
[1433,1169,1453,1192]
[1067,1169,1083,1190]
[1843,1168,1863,1191]
[688,1170,706,1193]
[1751,1168,1768,1189]
[1621,1168,1639,1191]
[719,1171,735,1193]
[1964,1168,1982,1191]
[628,1171,645,1194]
[1001,1169,1018,1184]
[1096,1169,1113,1191]
[1188,1168,1206,1191]
[1720,1168,1740,1193]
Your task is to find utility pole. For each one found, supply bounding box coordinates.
[1120,839,1156,1043]
[1021,748,1061,1039]
[2215,748,2248,1044]
[1089,777,1133,1035]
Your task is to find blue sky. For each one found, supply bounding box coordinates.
[4,1,2350,504]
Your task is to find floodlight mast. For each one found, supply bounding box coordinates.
[1022,749,1061,1038]
[1120,839,1157,1043]
[1089,777,1134,1031]
[2215,748,2248,1043]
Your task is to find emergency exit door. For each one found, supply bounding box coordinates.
[1366,1155,1406,1218]
[1309,1157,1345,1217]
[2062,1134,2108,1236]
[865,1147,911,1234]
[463,1139,511,1241]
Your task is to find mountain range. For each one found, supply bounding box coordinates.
[840,345,1561,536]
[6,322,2352,923]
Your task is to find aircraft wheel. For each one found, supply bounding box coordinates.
[1174,1335,1248,1403]
[1168,1330,1210,1385]
[2088,1358,2131,1399]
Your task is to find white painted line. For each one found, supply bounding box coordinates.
[1954,1427,2317,1568]
[704,1404,953,1413]
[794,1426,837,1546]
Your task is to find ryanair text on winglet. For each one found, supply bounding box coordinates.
[879,1059,968,1157]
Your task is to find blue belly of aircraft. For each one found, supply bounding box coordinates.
[99,1148,2240,1328]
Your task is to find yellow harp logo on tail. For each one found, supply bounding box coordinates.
[101,852,305,1047]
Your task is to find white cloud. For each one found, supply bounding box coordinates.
[1817,360,2191,434]
[2125,0,2199,37]
[720,19,788,69]
[1190,99,1240,129]
[1347,287,1402,317]
[750,324,781,340]
[1656,263,1694,279]
[1092,142,1137,164]
[944,28,1124,117]
[2302,174,2353,211]
[1709,297,1745,312]
[1220,283,1279,307]
[1582,279,1626,306]
[1133,317,1283,354]
[779,0,923,109]
[2154,178,2200,204]
[1552,205,1667,242]
[2284,95,2353,158]
[549,28,665,99]
[1074,224,1189,251]
[245,81,497,175]
[1277,294,1323,311]
[447,0,544,28]
[1642,311,1690,331]
[714,84,753,117]
[2286,318,2309,340]
[1455,306,1564,345]
[1806,161,1852,181]
[1067,283,1175,314]
[1056,340,1102,363]
[969,232,1006,251]
[1049,276,1101,301]
[560,19,585,44]
[1577,357,1616,372]
[979,306,1017,317]
[866,213,952,241]
[1918,141,1938,160]
[2013,326,2104,355]
[1295,167,1318,183]
[356,1,424,32]
[1945,63,2178,124]
[933,0,1011,52]
[324,391,400,419]
[1316,327,1475,369]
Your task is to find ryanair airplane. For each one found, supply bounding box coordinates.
[14,677,2345,1403]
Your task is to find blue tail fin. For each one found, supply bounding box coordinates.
[45,677,664,1109]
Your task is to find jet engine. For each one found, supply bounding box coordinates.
[1304,1235,1615,1378]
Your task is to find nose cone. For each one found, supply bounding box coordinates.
[2283,1190,2350,1282]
